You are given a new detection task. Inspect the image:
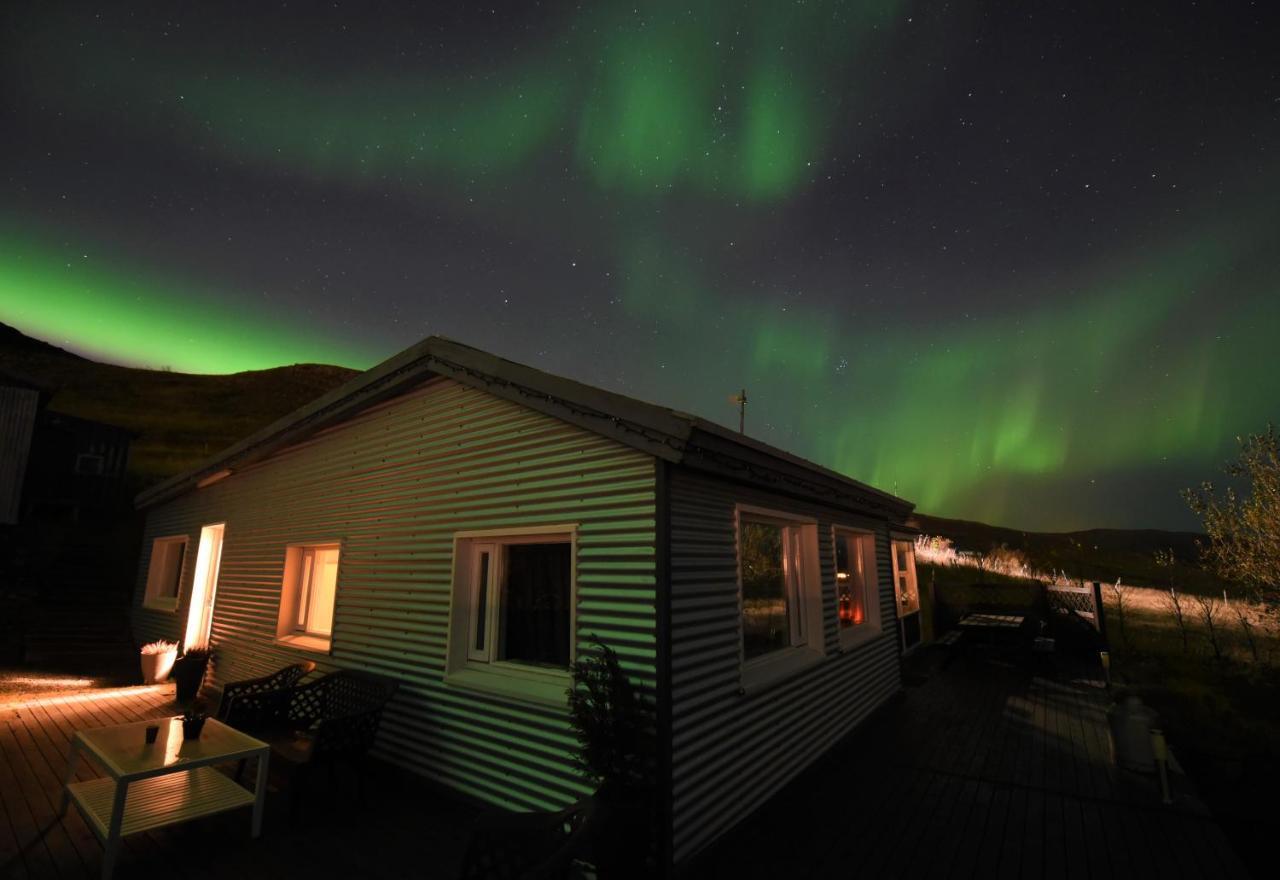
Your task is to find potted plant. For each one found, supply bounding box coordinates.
[181,701,209,740]
[172,646,214,703]
[139,640,178,684]
[567,638,656,877]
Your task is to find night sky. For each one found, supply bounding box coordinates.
[2,2,1277,531]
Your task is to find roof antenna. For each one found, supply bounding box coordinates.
[729,389,747,434]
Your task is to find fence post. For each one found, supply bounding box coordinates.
[1092,581,1108,644]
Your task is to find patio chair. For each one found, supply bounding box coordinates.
[460,799,596,880]
[216,661,317,731]
[260,669,400,815]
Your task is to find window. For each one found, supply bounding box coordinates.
[833,528,881,648]
[294,546,339,637]
[891,539,920,616]
[736,507,823,687]
[143,536,188,611]
[447,527,577,704]
[276,543,341,651]
[75,453,105,476]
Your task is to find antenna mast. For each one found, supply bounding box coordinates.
[732,388,747,434]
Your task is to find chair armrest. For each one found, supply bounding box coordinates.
[222,686,293,731]
[218,674,274,715]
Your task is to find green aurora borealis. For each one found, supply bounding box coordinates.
[2,1,1277,530]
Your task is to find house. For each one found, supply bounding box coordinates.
[129,336,922,869]
[0,370,133,524]
[0,373,41,525]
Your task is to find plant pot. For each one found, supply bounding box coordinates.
[140,646,178,684]
[173,653,212,702]
[182,716,207,740]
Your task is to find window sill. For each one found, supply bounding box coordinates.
[838,626,883,653]
[141,598,179,613]
[740,646,825,696]
[445,664,571,708]
[275,633,332,654]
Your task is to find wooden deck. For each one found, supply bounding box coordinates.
[0,684,475,879]
[1,651,1253,879]
[694,648,1252,879]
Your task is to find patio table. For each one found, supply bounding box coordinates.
[60,716,269,880]
[956,612,1031,650]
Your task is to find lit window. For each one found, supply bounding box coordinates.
[295,546,339,637]
[447,528,577,704]
[736,508,823,683]
[142,536,188,611]
[276,543,341,651]
[891,539,920,616]
[833,528,881,647]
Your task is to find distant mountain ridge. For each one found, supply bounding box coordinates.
[1,323,1204,580]
[0,321,358,485]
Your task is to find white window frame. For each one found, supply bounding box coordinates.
[275,541,343,653]
[446,525,578,707]
[734,504,824,692]
[831,525,882,651]
[142,535,188,612]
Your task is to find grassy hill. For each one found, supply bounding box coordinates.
[0,322,358,487]
[913,511,1215,591]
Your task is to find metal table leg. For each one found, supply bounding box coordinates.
[251,748,269,838]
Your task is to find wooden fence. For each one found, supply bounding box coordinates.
[925,578,1108,646]
[1045,580,1108,641]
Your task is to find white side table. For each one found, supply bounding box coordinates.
[61,716,269,879]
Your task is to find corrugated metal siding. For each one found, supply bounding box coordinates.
[668,468,903,863]
[0,386,40,524]
[131,377,656,809]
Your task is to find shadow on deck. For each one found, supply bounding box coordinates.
[0,683,477,879]
[693,646,1251,879]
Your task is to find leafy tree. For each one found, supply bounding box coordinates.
[1183,426,1280,604]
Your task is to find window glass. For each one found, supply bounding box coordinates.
[499,543,572,668]
[892,540,920,616]
[474,550,491,652]
[289,545,339,638]
[835,533,868,629]
[145,538,187,606]
[741,520,790,661]
[159,541,186,598]
[296,553,315,628]
[305,547,340,636]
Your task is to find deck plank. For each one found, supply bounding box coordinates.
[0,712,70,879]
[694,649,1252,879]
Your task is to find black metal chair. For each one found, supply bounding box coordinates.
[256,669,400,817]
[460,799,596,880]
[216,661,317,731]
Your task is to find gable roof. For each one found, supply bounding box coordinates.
[136,336,914,519]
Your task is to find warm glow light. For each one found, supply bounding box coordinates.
[0,684,168,711]
[184,523,226,649]
[8,676,94,688]
[196,469,233,488]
